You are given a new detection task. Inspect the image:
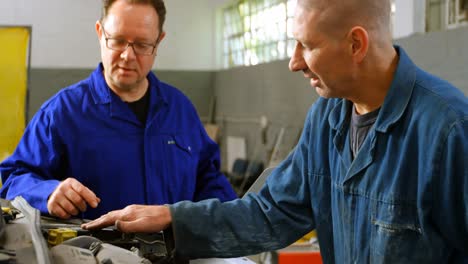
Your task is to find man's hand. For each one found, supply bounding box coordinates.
[81,205,172,233]
[47,178,100,219]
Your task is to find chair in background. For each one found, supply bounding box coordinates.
[238,160,264,197]
[226,158,249,190]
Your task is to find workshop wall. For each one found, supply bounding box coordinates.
[395,26,468,92]
[28,69,215,121]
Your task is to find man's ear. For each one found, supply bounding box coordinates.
[157,31,166,44]
[95,20,103,40]
[348,26,369,63]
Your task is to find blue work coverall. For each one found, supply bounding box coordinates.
[169,47,468,263]
[0,64,237,219]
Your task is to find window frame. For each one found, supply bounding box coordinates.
[446,0,468,29]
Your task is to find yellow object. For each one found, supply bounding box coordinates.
[1,207,11,214]
[294,230,317,245]
[0,27,30,171]
[1,206,20,222]
[47,228,77,246]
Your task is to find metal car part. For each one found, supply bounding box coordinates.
[11,196,52,264]
[50,244,96,264]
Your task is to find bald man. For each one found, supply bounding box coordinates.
[83,0,468,262]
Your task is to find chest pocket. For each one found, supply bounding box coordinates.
[370,202,431,263]
[170,135,193,155]
[164,134,195,169]
[156,134,198,201]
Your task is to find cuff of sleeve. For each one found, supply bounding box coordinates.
[35,180,60,214]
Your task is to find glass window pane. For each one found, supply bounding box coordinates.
[233,51,239,65]
[256,46,263,63]
[269,44,278,60]
[224,39,229,53]
[287,0,296,17]
[224,54,229,68]
[228,53,234,67]
[264,45,271,62]
[287,39,295,57]
[244,50,251,66]
[275,3,286,22]
[228,39,234,52]
[251,50,259,65]
[244,16,251,31]
[278,20,286,39]
[450,0,456,24]
[238,51,244,65]
[277,40,286,58]
[287,18,294,38]
[239,2,247,16]
[223,0,292,68]
[252,0,259,12]
[244,32,251,48]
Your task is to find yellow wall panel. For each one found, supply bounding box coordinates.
[0,27,30,162]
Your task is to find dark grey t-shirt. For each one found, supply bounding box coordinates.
[126,86,150,125]
[349,105,380,159]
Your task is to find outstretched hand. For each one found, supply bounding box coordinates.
[81,204,172,233]
[47,178,100,219]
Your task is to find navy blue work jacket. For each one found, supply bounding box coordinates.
[0,64,236,219]
[170,47,468,263]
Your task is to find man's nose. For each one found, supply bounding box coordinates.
[289,42,306,72]
[120,43,137,60]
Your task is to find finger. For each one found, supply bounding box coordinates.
[64,188,87,212]
[70,180,100,208]
[57,196,80,216]
[48,203,72,219]
[81,211,119,230]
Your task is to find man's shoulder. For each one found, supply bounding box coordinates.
[413,68,467,119]
[153,79,194,107]
[39,76,93,112]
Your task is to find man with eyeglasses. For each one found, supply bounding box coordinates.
[0,0,237,220]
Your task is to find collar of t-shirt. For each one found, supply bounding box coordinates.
[125,86,151,125]
[349,105,380,159]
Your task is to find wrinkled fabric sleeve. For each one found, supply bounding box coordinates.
[433,118,468,254]
[170,109,316,258]
[0,108,62,214]
[193,118,237,202]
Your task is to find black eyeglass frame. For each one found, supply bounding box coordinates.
[101,27,159,56]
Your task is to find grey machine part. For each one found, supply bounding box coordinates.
[0,197,259,264]
[11,196,53,264]
[1,197,171,264]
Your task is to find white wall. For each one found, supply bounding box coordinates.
[0,0,225,70]
[158,0,231,70]
[0,0,101,69]
[158,0,215,70]
[393,0,426,39]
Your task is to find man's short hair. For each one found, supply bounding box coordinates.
[299,0,391,41]
[101,0,166,33]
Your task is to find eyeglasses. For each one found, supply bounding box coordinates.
[102,27,157,56]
